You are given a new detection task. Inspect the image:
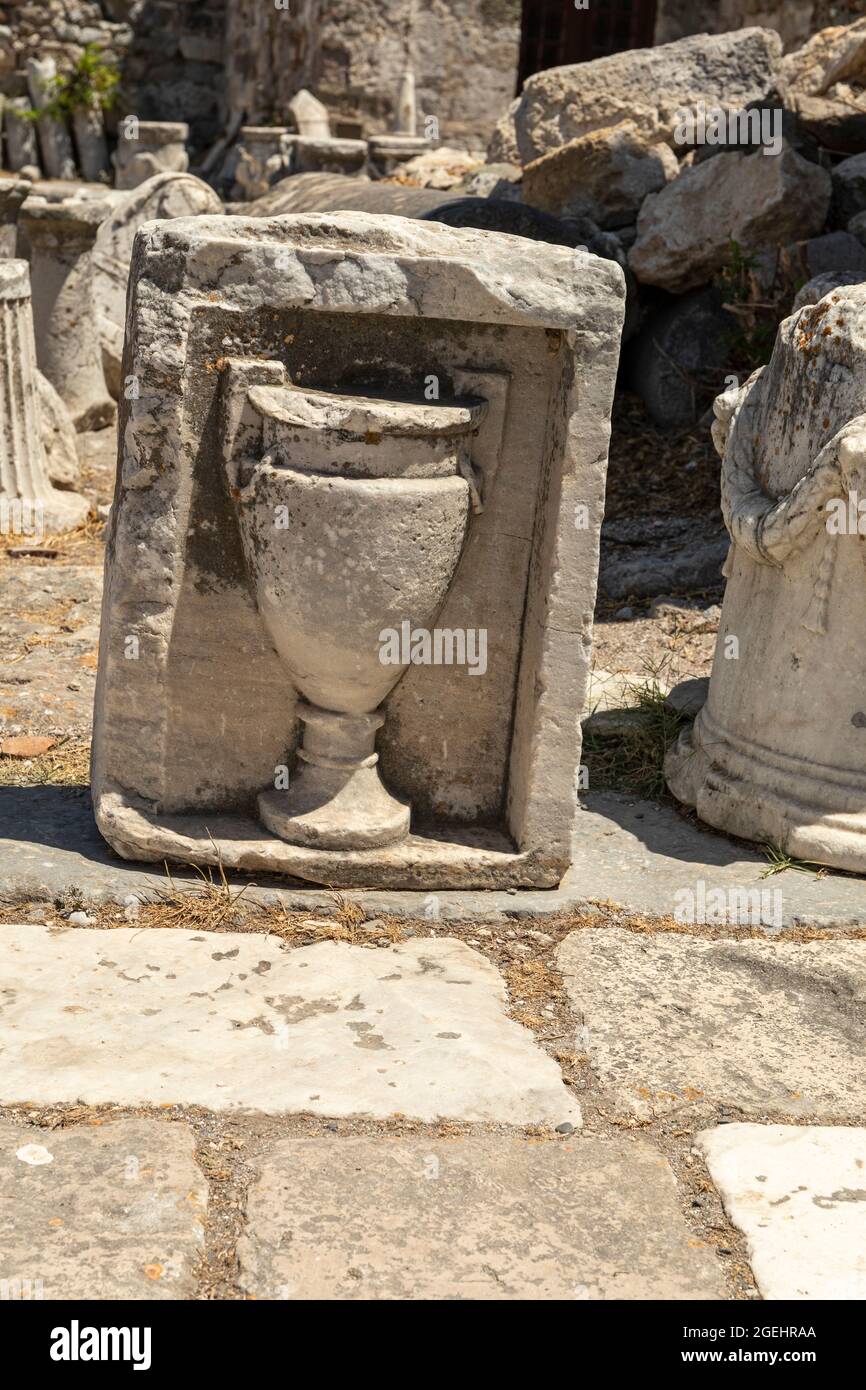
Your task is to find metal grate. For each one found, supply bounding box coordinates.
[518,0,659,90]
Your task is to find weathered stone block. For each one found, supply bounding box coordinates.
[514,27,783,164]
[19,196,115,432]
[232,127,296,201]
[90,171,222,396]
[0,178,31,258]
[0,927,578,1124]
[293,136,368,177]
[523,122,679,230]
[91,212,624,887]
[630,145,831,292]
[0,260,89,532]
[288,88,330,139]
[558,929,866,1121]
[699,1124,866,1300]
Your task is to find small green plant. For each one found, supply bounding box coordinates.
[25,45,119,122]
[716,238,789,373]
[582,672,691,800]
[760,844,827,879]
[716,238,758,305]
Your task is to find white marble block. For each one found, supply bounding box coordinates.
[91,212,624,888]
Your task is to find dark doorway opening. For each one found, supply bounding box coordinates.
[517,0,659,90]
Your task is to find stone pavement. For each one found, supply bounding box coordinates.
[699,1125,866,1300]
[0,927,578,1125]
[0,564,100,737]
[0,1119,205,1300]
[236,1135,725,1301]
[1,918,864,1299]
[1,486,864,1299]
[3,785,866,927]
[558,929,866,1122]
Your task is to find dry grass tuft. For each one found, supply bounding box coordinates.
[582,673,690,799]
[147,850,255,933]
[267,896,405,947]
[0,737,91,787]
[504,958,564,1031]
[0,512,105,566]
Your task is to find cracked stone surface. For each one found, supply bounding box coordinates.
[699,1124,866,1300]
[558,929,866,1121]
[0,1118,206,1300]
[237,1134,725,1300]
[0,927,579,1124]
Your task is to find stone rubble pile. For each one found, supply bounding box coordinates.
[477,20,866,431]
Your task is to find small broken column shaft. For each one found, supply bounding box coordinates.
[0,259,88,532]
[19,197,115,432]
[114,121,189,190]
[0,180,32,259]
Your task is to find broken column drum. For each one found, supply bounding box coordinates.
[0,259,89,532]
[666,283,866,872]
[91,212,624,889]
[20,197,115,433]
[233,127,297,200]
[114,122,189,190]
[0,181,31,258]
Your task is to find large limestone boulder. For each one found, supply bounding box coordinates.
[486,98,520,165]
[779,17,866,154]
[522,122,679,230]
[629,146,831,293]
[792,268,866,311]
[92,172,222,398]
[514,28,783,164]
[458,163,522,202]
